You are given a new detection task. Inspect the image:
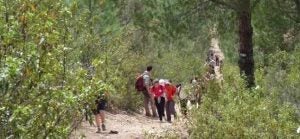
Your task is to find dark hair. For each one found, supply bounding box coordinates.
[146,66,153,71]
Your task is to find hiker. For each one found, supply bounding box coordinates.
[189,77,199,105]
[189,77,201,105]
[176,84,187,116]
[165,80,177,122]
[94,92,108,133]
[151,79,166,121]
[136,66,157,117]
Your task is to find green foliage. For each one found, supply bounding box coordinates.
[144,130,181,139]
[263,50,300,110]
[0,0,121,138]
[188,65,300,138]
[1,0,300,138]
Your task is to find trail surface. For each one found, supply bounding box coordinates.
[71,111,188,139]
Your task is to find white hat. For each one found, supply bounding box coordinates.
[159,79,165,84]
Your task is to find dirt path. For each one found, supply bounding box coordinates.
[71,111,188,139]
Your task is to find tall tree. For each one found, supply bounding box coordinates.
[236,0,254,87]
[136,0,256,87]
[189,0,256,87]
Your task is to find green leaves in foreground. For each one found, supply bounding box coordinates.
[189,65,300,138]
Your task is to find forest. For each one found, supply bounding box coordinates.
[0,0,300,138]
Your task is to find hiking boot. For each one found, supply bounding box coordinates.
[159,117,163,121]
[96,128,101,133]
[102,124,106,131]
[145,113,152,117]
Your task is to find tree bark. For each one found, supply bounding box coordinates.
[295,0,300,22]
[237,0,255,88]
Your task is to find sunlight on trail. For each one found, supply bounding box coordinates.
[71,111,188,139]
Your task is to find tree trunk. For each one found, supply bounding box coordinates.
[295,0,300,22]
[237,0,255,88]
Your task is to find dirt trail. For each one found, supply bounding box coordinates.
[71,111,188,139]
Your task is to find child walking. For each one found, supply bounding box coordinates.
[94,92,108,133]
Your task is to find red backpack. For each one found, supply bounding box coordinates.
[135,75,145,91]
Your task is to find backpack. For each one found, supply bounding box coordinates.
[135,75,145,91]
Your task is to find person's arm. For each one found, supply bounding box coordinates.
[171,87,176,100]
[136,73,143,80]
[149,86,155,100]
[163,86,167,96]
[143,75,154,99]
[176,85,181,97]
[173,86,176,94]
[143,75,153,97]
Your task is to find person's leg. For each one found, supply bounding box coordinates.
[95,113,101,133]
[166,100,171,122]
[150,97,157,117]
[170,100,177,118]
[160,97,166,120]
[162,102,165,117]
[198,92,202,104]
[180,99,187,116]
[154,97,162,121]
[143,91,151,116]
[99,110,106,131]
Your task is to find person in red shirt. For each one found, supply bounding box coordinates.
[151,79,165,121]
[165,80,177,122]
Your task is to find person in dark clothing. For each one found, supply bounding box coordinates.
[93,93,107,133]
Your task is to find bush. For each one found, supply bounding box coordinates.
[0,65,113,138]
[188,65,300,138]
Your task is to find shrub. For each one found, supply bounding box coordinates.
[188,65,300,138]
